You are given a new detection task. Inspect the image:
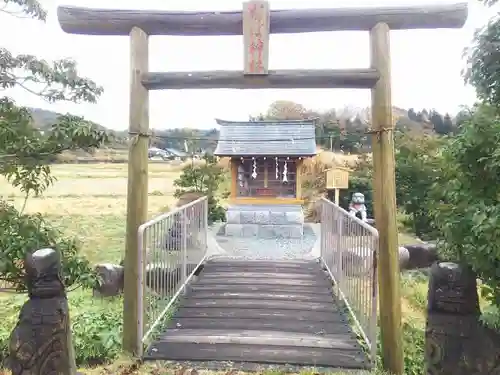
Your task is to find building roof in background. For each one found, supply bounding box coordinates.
[213,119,317,156]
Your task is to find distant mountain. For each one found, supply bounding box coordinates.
[28,108,109,131]
[27,107,130,151]
[328,105,456,136]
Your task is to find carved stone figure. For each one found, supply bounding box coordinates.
[425,262,500,375]
[400,243,438,270]
[93,263,124,297]
[348,192,367,222]
[95,261,203,298]
[7,248,77,375]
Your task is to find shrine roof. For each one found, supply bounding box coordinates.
[213,118,317,156]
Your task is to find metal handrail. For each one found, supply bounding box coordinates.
[136,196,208,355]
[319,197,379,365]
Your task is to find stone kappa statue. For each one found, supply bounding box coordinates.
[348,192,368,222]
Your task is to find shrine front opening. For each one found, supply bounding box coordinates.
[235,156,299,200]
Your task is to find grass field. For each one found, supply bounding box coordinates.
[0,162,428,374]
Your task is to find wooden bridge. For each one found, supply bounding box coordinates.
[144,258,370,370]
[136,198,378,371]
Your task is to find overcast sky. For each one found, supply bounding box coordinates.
[0,0,494,130]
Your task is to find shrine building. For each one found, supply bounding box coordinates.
[214,118,317,238]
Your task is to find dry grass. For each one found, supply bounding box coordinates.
[301,150,362,175]
[312,149,363,168]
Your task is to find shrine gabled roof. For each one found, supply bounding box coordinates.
[213,118,317,156]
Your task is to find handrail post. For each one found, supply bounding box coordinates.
[204,198,209,251]
[370,243,379,364]
[181,212,188,294]
[336,212,345,295]
[136,225,146,357]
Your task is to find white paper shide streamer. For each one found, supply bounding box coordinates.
[252,157,257,179]
[282,159,288,182]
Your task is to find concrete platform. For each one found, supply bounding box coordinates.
[225,204,304,238]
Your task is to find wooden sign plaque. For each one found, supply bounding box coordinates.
[326,167,350,190]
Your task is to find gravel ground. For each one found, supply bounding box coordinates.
[214,224,317,259]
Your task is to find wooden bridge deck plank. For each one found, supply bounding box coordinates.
[144,343,369,369]
[201,264,322,273]
[195,277,331,287]
[187,283,333,295]
[146,259,370,370]
[173,307,342,321]
[204,258,319,266]
[181,298,338,312]
[198,271,326,280]
[185,290,332,302]
[158,328,360,348]
[166,317,353,334]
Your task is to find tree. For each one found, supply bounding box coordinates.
[455,105,475,129]
[464,1,500,106]
[173,154,227,223]
[430,104,500,308]
[429,110,444,134]
[442,113,454,134]
[265,100,308,120]
[394,132,445,239]
[0,0,108,290]
[407,108,418,121]
[311,108,339,149]
[416,109,430,123]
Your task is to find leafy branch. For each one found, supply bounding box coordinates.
[0,48,103,103]
[0,0,107,291]
[0,0,46,20]
[0,98,108,201]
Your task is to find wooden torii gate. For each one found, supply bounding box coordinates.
[57,3,468,374]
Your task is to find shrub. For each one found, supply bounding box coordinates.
[375,319,425,375]
[70,294,122,365]
[481,304,500,331]
[0,201,96,291]
[431,104,500,308]
[301,156,329,202]
[174,153,227,224]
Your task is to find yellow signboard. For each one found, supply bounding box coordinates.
[326,167,350,190]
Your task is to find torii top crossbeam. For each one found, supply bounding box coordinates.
[57,3,468,36]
